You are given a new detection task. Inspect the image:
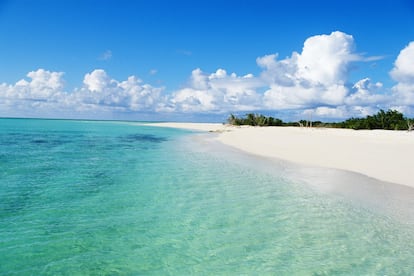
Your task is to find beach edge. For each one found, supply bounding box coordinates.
[145,122,414,189]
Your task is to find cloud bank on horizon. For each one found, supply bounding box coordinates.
[1,31,413,121]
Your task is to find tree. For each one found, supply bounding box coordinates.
[227,114,239,125]
[226,110,414,130]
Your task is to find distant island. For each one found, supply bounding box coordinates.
[227,109,414,131]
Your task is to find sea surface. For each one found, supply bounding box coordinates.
[1,118,413,275]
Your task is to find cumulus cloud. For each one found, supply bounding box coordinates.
[296,77,388,120]
[1,32,413,120]
[0,69,64,102]
[345,78,386,106]
[260,31,363,110]
[76,69,164,111]
[390,42,414,83]
[390,42,414,108]
[0,69,67,117]
[296,31,359,85]
[302,105,378,120]
[0,68,164,117]
[304,106,349,118]
[83,69,114,92]
[166,68,264,113]
[252,31,399,119]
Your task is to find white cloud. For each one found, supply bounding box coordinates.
[26,69,64,92]
[257,53,298,87]
[167,68,264,113]
[83,69,114,92]
[263,83,350,110]
[0,68,164,117]
[256,31,396,119]
[169,87,217,112]
[392,82,414,106]
[345,78,386,106]
[304,106,349,118]
[77,69,164,111]
[99,50,112,61]
[1,32,413,120]
[0,69,67,118]
[390,42,414,108]
[260,31,362,110]
[296,31,359,86]
[390,42,414,83]
[302,105,378,120]
[0,69,64,101]
[258,31,360,88]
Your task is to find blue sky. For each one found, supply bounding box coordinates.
[0,0,414,121]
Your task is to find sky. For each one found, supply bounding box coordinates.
[0,0,414,122]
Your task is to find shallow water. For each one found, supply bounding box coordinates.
[1,119,413,275]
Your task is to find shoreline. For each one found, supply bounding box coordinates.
[145,122,414,189]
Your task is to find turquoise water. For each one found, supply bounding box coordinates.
[1,118,413,275]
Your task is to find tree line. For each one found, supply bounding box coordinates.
[227,110,414,130]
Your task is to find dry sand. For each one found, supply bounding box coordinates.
[146,122,414,188]
[145,122,227,132]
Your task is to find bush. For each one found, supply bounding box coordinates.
[227,110,414,130]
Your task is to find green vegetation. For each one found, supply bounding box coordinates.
[227,113,284,126]
[227,110,414,130]
[338,109,413,130]
[227,113,311,127]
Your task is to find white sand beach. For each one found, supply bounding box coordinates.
[147,123,414,188]
[145,122,227,132]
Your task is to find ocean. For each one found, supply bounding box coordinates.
[1,118,413,275]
